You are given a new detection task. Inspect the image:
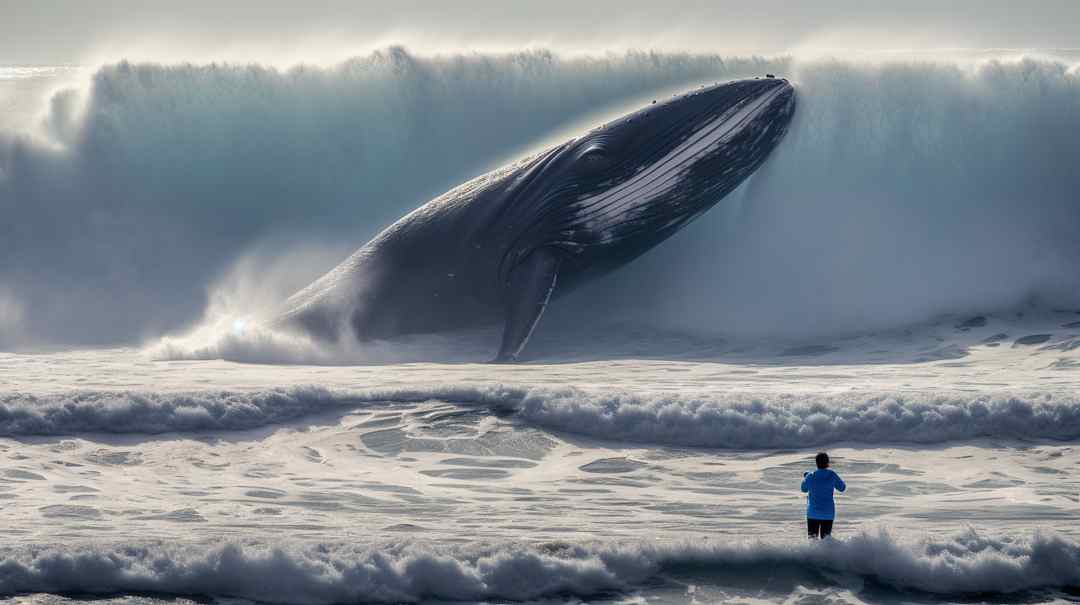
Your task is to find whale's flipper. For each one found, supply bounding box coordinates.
[494,248,560,363]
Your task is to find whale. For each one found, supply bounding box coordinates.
[274,77,796,361]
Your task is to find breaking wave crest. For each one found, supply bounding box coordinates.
[510,387,1080,448]
[3,385,1080,447]
[0,386,351,435]
[2,49,1080,351]
[0,530,1076,603]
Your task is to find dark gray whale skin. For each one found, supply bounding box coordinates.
[275,77,796,361]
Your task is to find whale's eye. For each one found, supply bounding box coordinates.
[578,147,608,170]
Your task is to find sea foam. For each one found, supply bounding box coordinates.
[0,530,1075,603]
[3,385,1079,448]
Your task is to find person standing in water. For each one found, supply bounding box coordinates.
[801,452,846,539]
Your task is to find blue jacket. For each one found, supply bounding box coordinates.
[801,468,846,520]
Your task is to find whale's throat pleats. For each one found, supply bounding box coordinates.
[494,247,561,362]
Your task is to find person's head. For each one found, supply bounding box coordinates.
[815,452,830,469]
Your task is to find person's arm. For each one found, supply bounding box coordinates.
[834,472,846,493]
[801,471,810,493]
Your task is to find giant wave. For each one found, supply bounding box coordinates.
[1,49,1080,353]
[3,385,1080,448]
[0,530,1075,603]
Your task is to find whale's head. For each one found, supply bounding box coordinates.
[499,76,796,284]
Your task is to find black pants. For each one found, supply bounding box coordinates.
[807,518,833,539]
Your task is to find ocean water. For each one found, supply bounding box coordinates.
[2,311,1080,603]
[1,50,1080,603]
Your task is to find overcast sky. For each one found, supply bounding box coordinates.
[2,0,1079,65]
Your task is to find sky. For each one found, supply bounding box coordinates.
[2,0,1079,65]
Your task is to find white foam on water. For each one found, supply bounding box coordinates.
[0,531,1075,603]
[2,385,1079,449]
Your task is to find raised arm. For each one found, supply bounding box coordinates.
[834,472,846,493]
[801,471,810,493]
